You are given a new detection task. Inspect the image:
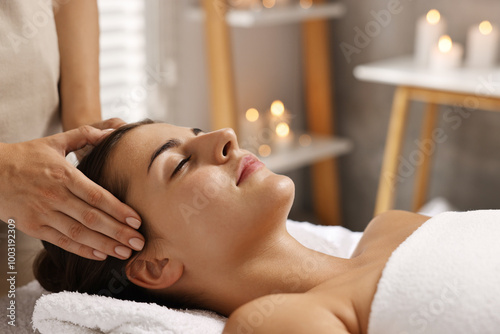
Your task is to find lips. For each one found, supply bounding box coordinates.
[237,154,264,186]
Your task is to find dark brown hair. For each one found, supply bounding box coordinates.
[33,120,160,303]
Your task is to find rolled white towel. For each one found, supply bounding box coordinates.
[33,291,226,334]
[368,210,500,334]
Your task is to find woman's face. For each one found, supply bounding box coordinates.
[108,123,294,272]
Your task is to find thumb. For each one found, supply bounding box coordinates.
[52,126,114,155]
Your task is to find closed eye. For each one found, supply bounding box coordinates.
[171,154,192,178]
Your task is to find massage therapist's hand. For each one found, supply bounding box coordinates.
[72,118,127,162]
[0,125,144,260]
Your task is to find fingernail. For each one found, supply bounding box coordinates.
[126,217,141,229]
[115,245,132,258]
[129,237,145,251]
[93,249,107,260]
[103,128,115,133]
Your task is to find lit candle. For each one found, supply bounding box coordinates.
[262,0,290,8]
[269,100,292,127]
[465,21,499,68]
[258,144,272,158]
[429,35,464,71]
[262,0,276,8]
[273,122,294,153]
[238,107,264,152]
[270,100,285,118]
[300,0,313,9]
[414,9,447,67]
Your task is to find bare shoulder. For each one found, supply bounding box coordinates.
[368,210,429,230]
[223,293,350,334]
[351,210,430,258]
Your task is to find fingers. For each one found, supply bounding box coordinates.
[50,125,112,155]
[73,144,94,162]
[92,118,126,130]
[47,118,127,155]
[62,195,145,258]
[47,210,141,260]
[39,225,108,261]
[65,167,144,245]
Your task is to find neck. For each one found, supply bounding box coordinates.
[198,226,352,316]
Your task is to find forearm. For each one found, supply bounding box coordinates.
[54,0,102,131]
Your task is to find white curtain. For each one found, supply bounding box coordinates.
[97,0,175,123]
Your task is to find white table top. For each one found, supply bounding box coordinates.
[353,56,500,98]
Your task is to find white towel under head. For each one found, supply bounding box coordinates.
[34,291,226,334]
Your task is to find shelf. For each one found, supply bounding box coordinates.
[186,2,346,27]
[354,56,500,98]
[260,135,352,174]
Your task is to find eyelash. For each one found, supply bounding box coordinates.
[172,154,192,177]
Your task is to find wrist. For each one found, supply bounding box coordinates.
[62,108,102,131]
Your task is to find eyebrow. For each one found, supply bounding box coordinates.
[147,127,203,173]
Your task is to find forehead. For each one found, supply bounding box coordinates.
[110,123,192,171]
[126,123,190,143]
[120,123,192,150]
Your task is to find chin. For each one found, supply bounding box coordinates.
[274,174,295,202]
[257,173,295,221]
[232,174,295,247]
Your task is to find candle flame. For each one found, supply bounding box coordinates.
[245,108,259,122]
[276,122,290,137]
[258,144,271,157]
[479,21,493,35]
[426,9,441,25]
[263,0,275,8]
[300,0,312,9]
[438,35,453,53]
[270,100,285,116]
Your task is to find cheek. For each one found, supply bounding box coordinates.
[163,169,235,228]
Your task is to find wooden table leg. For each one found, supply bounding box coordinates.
[374,86,411,216]
[412,103,438,212]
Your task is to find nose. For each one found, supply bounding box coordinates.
[196,128,239,164]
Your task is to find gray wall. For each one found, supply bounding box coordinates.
[332,0,500,230]
[174,0,500,231]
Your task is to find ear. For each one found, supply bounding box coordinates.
[126,257,184,290]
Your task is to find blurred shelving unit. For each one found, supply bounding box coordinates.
[261,135,352,174]
[197,0,349,225]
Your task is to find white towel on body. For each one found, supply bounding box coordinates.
[368,210,500,334]
[32,220,362,334]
